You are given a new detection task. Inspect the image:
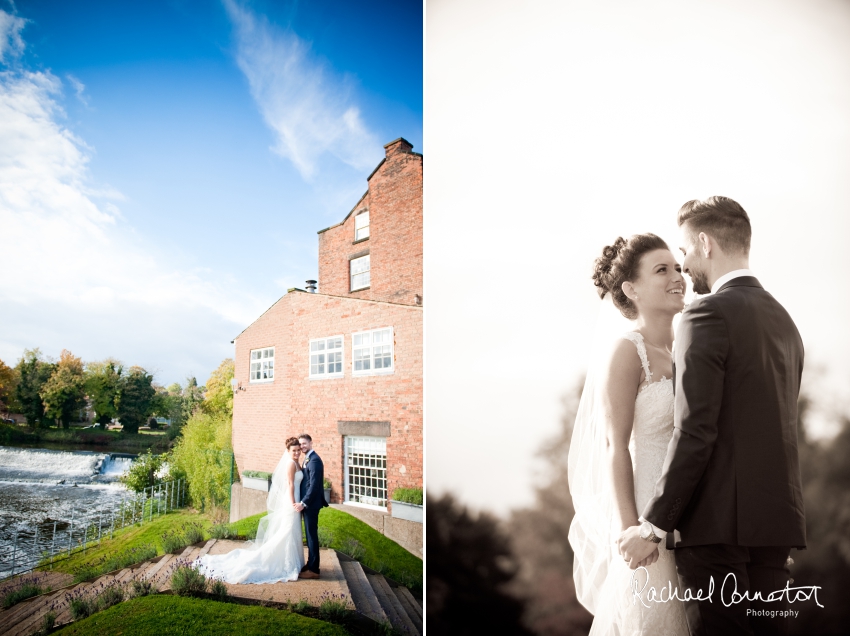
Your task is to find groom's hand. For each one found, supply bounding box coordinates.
[293,502,305,512]
[617,525,657,569]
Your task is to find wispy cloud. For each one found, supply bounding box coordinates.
[223,0,381,180]
[0,9,25,64]
[65,73,88,106]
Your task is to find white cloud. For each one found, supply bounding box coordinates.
[223,0,381,179]
[0,9,25,64]
[0,64,265,384]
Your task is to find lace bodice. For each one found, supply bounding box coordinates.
[589,332,687,635]
[622,332,675,512]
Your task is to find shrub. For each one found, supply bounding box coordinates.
[340,537,365,561]
[39,611,56,635]
[209,523,238,540]
[69,596,97,620]
[391,487,423,505]
[317,527,335,548]
[2,581,47,609]
[169,411,232,511]
[98,584,124,610]
[130,579,154,598]
[120,450,168,493]
[241,470,272,480]
[183,521,205,545]
[162,529,187,554]
[162,522,205,553]
[209,578,228,600]
[289,598,311,613]
[318,591,349,624]
[171,565,208,597]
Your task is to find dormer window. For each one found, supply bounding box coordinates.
[354,211,370,241]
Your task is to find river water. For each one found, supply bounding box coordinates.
[0,447,135,578]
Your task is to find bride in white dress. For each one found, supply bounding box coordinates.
[196,437,305,584]
[569,234,689,635]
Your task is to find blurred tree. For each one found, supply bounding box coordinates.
[788,391,850,635]
[427,493,531,635]
[15,349,56,426]
[0,357,20,415]
[505,381,593,636]
[85,359,123,427]
[117,366,156,434]
[203,358,234,418]
[40,350,86,429]
[181,376,205,423]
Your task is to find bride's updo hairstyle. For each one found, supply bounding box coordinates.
[285,437,301,450]
[592,233,669,320]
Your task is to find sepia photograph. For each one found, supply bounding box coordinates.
[426,0,850,634]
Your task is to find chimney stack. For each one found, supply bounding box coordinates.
[383,137,413,158]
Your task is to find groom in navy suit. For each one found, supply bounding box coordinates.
[295,433,328,578]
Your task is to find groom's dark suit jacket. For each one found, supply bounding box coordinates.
[643,276,806,548]
[300,451,329,511]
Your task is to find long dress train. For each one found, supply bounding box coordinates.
[195,459,305,584]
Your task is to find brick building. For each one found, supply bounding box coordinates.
[230,138,422,518]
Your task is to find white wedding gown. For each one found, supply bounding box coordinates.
[195,460,305,584]
[589,332,688,635]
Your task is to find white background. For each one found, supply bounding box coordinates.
[425,0,850,515]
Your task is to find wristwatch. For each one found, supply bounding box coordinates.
[639,521,662,544]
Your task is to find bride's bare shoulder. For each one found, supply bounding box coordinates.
[599,334,643,378]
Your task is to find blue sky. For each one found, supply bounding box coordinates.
[0,0,422,387]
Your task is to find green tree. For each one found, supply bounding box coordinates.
[181,376,205,422]
[169,411,232,512]
[0,358,20,415]
[85,359,123,427]
[203,358,234,418]
[117,366,156,434]
[40,350,87,428]
[121,449,167,492]
[15,349,57,427]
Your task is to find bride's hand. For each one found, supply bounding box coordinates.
[637,547,659,568]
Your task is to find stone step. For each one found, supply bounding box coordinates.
[0,588,64,634]
[396,585,422,623]
[366,573,420,636]
[5,589,69,636]
[391,584,422,632]
[340,560,387,623]
[158,546,203,593]
[197,538,217,558]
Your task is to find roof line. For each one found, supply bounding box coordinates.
[231,289,422,342]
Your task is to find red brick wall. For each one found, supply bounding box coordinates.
[232,290,423,509]
[318,138,423,306]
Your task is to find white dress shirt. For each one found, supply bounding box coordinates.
[639,268,755,540]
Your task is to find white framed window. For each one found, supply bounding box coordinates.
[352,327,393,376]
[344,436,387,509]
[309,335,344,378]
[249,347,275,382]
[350,254,370,291]
[354,211,369,241]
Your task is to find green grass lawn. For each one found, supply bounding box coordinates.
[43,510,211,576]
[42,507,421,596]
[233,508,422,595]
[53,594,349,636]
